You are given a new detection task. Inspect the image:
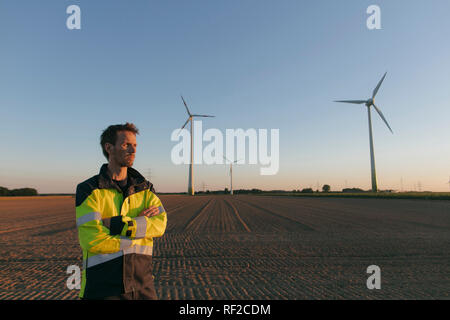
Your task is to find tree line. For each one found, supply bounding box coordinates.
[193,185,374,195]
[0,186,38,196]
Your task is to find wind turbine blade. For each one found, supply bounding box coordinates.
[334,100,367,104]
[181,118,190,130]
[177,118,190,136]
[372,72,387,98]
[373,104,393,134]
[180,95,192,116]
[223,155,230,163]
[192,114,215,118]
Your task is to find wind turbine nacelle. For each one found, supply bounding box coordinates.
[366,99,374,106]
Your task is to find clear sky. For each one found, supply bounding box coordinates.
[1,0,449,193]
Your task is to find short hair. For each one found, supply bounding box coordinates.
[100,122,139,160]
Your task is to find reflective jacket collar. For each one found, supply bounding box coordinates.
[98,163,151,197]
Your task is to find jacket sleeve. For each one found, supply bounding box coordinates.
[76,183,133,254]
[117,191,167,240]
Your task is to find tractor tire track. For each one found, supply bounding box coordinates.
[223,199,251,233]
[233,197,315,232]
[183,199,215,232]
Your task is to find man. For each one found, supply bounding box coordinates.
[75,123,167,300]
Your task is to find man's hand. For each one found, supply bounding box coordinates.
[138,206,161,218]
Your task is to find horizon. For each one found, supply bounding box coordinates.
[0,183,447,195]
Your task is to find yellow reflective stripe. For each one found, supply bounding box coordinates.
[134,216,147,238]
[76,212,102,227]
[132,206,165,239]
[84,245,153,268]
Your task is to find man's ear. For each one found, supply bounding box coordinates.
[105,143,113,158]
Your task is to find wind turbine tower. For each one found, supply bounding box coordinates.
[179,96,215,195]
[223,156,239,195]
[334,72,393,192]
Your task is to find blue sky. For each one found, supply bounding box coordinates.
[0,0,449,193]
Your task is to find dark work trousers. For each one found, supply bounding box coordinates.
[81,253,157,300]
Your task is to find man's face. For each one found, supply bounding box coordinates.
[106,131,137,167]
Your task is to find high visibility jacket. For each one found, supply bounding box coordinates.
[75,164,167,299]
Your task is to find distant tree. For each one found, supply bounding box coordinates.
[5,188,36,196]
[301,188,314,193]
[342,188,365,193]
[224,187,229,194]
[0,187,9,196]
[322,184,331,193]
[8,188,38,196]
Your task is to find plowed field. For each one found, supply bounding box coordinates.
[0,195,449,299]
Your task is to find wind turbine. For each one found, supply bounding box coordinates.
[334,72,393,192]
[179,95,215,196]
[223,156,240,195]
